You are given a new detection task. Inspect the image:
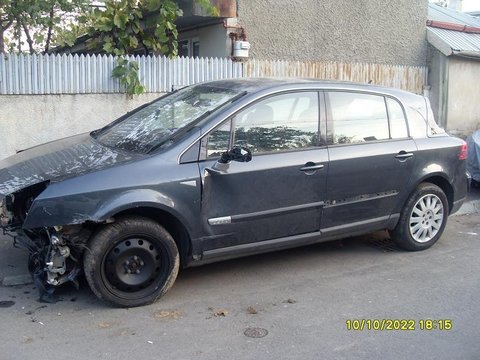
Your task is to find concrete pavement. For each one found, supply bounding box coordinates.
[0,195,479,359]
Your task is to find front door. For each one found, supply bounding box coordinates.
[198,91,329,251]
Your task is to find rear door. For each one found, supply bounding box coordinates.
[198,91,329,251]
[321,91,417,233]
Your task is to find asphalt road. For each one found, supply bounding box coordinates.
[0,213,479,360]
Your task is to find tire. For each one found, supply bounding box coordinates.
[83,216,179,307]
[391,183,449,251]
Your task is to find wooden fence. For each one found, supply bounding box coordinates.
[0,54,428,95]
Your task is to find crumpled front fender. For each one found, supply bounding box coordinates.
[23,188,187,230]
[91,189,176,221]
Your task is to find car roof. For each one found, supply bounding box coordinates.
[200,78,423,102]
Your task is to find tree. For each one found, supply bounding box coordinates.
[429,0,449,7]
[85,0,183,57]
[1,0,218,95]
[79,0,217,95]
[0,0,89,54]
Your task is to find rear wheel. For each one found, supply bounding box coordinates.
[84,216,179,307]
[391,183,449,251]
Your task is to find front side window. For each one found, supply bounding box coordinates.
[231,92,320,154]
[206,121,232,159]
[327,92,389,144]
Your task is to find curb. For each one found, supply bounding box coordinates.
[2,274,33,286]
[452,199,480,216]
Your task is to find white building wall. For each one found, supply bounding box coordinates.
[446,57,480,136]
[178,23,230,58]
[0,93,162,160]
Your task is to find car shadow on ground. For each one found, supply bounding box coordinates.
[1,230,399,309]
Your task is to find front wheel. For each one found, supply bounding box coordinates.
[391,183,449,251]
[84,216,179,307]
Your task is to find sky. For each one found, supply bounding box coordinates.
[430,0,480,11]
[463,0,480,11]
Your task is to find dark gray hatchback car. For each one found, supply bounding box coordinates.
[0,79,468,307]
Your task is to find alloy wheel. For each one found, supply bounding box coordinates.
[408,194,444,243]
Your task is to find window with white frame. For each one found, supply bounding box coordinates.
[178,38,200,58]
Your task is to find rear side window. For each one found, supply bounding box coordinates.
[405,97,428,138]
[327,92,389,144]
[386,98,408,139]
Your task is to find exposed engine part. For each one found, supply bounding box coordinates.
[45,239,71,285]
[10,224,92,303]
[0,195,13,227]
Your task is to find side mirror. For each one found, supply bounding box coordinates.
[209,147,252,173]
[219,146,252,164]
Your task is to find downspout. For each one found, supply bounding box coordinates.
[223,21,247,57]
[440,56,449,130]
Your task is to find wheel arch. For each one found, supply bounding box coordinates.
[109,207,192,267]
[86,189,198,266]
[416,175,454,214]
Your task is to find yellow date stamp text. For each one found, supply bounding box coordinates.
[345,319,452,331]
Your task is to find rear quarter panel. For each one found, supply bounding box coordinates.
[392,135,467,214]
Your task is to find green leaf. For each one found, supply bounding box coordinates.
[129,61,139,71]
[160,44,169,54]
[142,39,153,48]
[96,23,113,32]
[131,22,141,34]
[157,32,169,44]
[33,33,45,43]
[129,36,138,48]
[195,0,218,16]
[113,13,122,29]
[103,42,114,54]
[134,84,145,94]
[113,13,128,29]
[146,0,160,12]
[112,65,127,77]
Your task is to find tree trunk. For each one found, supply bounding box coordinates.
[22,23,35,54]
[16,20,22,52]
[0,30,4,54]
[44,8,54,54]
[0,19,14,54]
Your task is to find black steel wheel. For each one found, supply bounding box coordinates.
[84,216,179,307]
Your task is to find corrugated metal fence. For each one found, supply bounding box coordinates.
[0,54,428,95]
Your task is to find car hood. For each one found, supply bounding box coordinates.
[0,132,142,195]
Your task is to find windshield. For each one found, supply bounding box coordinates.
[93,84,242,153]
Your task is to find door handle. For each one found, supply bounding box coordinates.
[299,162,325,173]
[395,151,413,160]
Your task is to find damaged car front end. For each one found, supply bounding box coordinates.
[0,82,243,306]
[0,137,129,302]
[0,131,166,303]
[1,186,88,302]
